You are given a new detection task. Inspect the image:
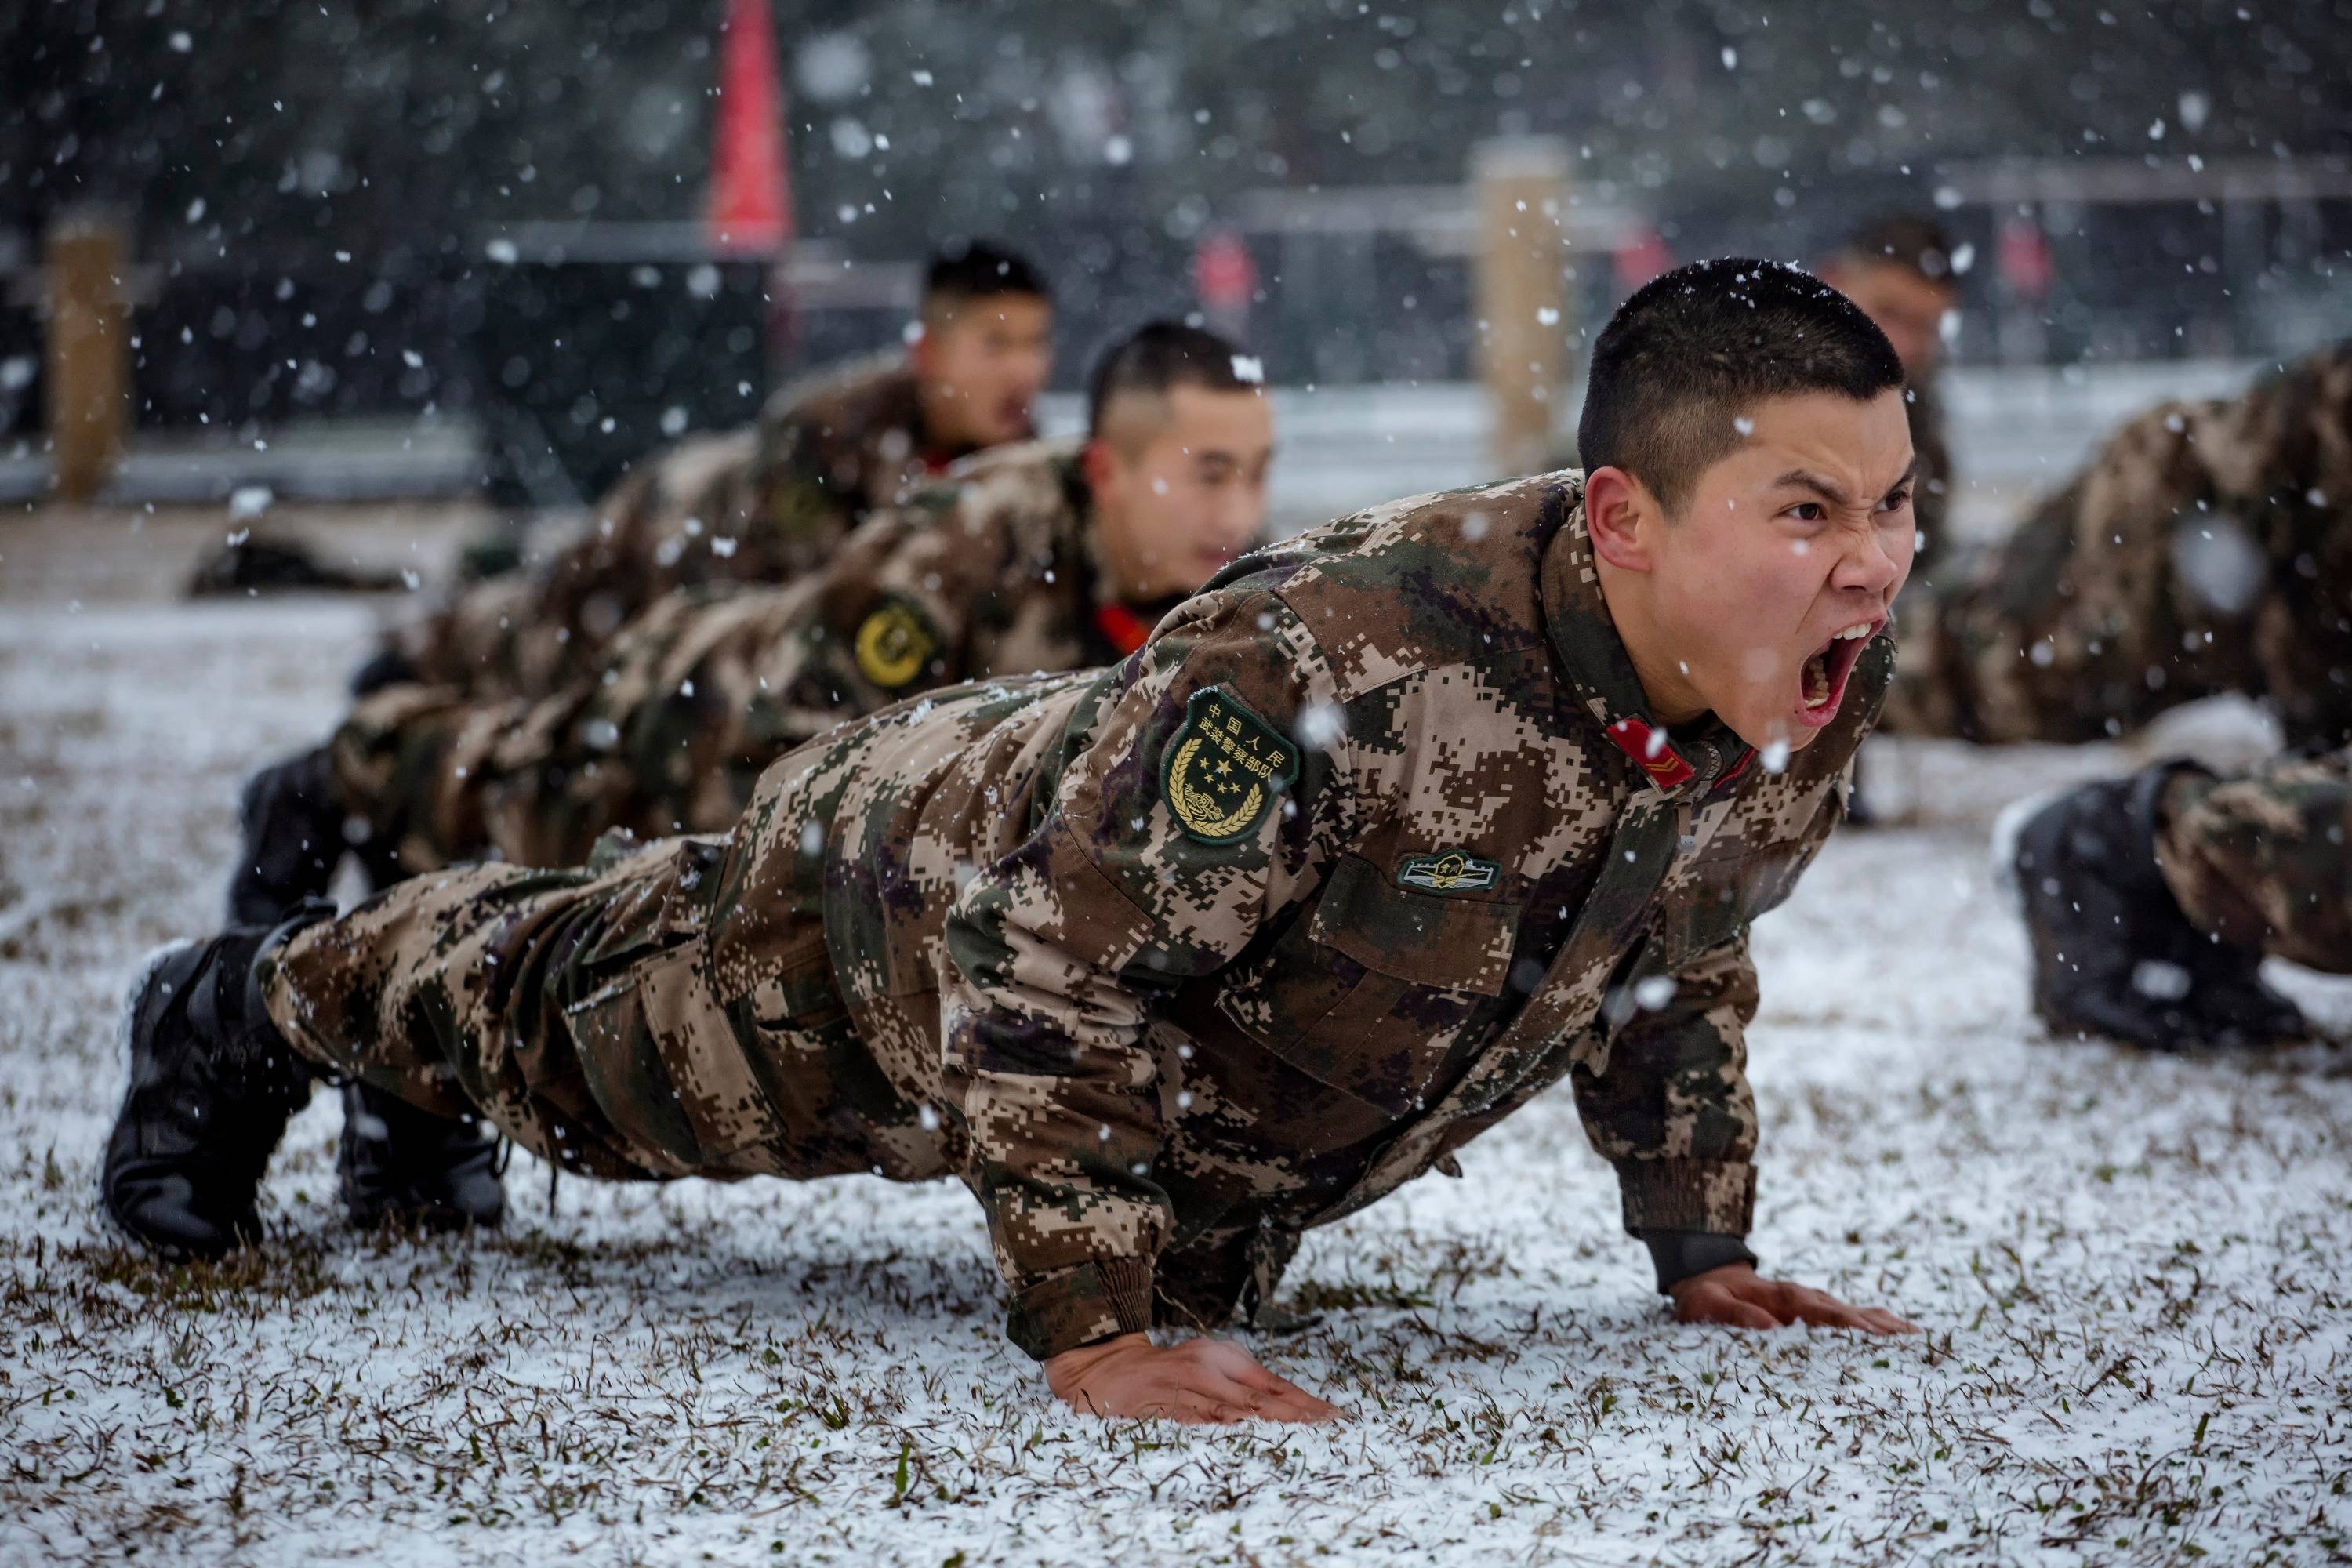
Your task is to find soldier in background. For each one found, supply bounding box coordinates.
[1881,341,2352,1047]
[234,321,1274,907]
[217,322,1269,1241]
[1818,214,1960,588]
[371,238,1055,702]
[107,260,1919,1422]
[2007,747,2343,1052]
[1883,341,2352,753]
[203,241,1051,1239]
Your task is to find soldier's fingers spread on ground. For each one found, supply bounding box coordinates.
[1858,1307,1922,1334]
[1788,1299,1875,1330]
[1231,1361,1345,1418]
[1174,1367,1277,1416]
[1167,1403,1233,1427]
[1247,1385,1343,1423]
[1692,1291,1780,1330]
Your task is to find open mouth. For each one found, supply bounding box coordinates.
[1797,619,1881,726]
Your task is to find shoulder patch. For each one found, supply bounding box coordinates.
[1161,686,1299,845]
[853,599,936,690]
[1397,852,1500,894]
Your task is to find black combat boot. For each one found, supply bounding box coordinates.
[2005,761,2309,1050]
[101,909,328,1258]
[227,747,349,927]
[338,1081,506,1232]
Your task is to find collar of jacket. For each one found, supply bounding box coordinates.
[1537,491,1754,800]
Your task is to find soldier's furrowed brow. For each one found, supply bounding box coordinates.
[1882,459,1920,501]
[1771,470,1856,508]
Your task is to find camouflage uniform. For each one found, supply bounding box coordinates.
[2155,745,2352,974]
[390,355,976,702]
[1882,340,2352,751]
[259,470,1886,1359]
[328,439,1185,876]
[1885,344,2352,1004]
[1904,375,1954,590]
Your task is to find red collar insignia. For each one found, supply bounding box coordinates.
[1606,717,1696,789]
[1094,603,1152,656]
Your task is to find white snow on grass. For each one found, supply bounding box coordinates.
[2,563,2349,1566]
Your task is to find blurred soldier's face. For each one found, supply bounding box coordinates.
[1588,388,1914,756]
[1824,261,1958,379]
[1085,384,1276,602]
[914,294,1054,449]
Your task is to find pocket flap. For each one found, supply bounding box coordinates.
[1307,855,1519,996]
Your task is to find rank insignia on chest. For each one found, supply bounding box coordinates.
[853,598,936,690]
[1397,851,1501,894]
[1162,685,1298,844]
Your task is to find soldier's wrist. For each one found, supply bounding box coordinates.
[1642,1229,1759,1294]
[1005,1256,1157,1361]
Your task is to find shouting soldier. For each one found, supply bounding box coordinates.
[106,260,1920,1425]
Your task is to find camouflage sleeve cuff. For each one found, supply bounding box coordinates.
[1004,1257,1157,1362]
[1642,1230,1759,1293]
[1616,1158,1755,1236]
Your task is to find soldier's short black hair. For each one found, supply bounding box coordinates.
[1086,320,1262,447]
[922,240,1051,318]
[1577,257,1904,517]
[1831,212,1958,285]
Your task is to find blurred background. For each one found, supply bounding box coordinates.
[5,0,2349,532]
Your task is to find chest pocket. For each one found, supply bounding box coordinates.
[1214,854,1520,1116]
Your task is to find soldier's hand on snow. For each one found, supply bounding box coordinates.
[1668,1264,1917,1334]
[1044,1333,1345,1425]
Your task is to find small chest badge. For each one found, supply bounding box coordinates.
[853,599,935,690]
[1398,851,1501,894]
[1162,686,1298,844]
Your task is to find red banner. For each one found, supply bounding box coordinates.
[708,0,793,256]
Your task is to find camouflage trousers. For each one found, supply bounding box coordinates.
[2157,746,2352,973]
[336,583,821,877]
[258,833,948,1185]
[256,754,1266,1338]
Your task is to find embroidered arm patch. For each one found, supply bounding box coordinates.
[854,598,937,690]
[1160,686,1299,844]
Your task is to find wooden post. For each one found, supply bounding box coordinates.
[45,213,132,503]
[1472,136,1569,478]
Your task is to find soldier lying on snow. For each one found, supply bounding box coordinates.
[107,259,1919,1425]
[1878,340,2352,1050]
[216,321,1274,1232]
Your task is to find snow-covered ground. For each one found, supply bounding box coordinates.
[2,513,2349,1566]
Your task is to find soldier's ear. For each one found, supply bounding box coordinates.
[909,313,942,380]
[1585,466,1658,573]
[1080,437,1123,499]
